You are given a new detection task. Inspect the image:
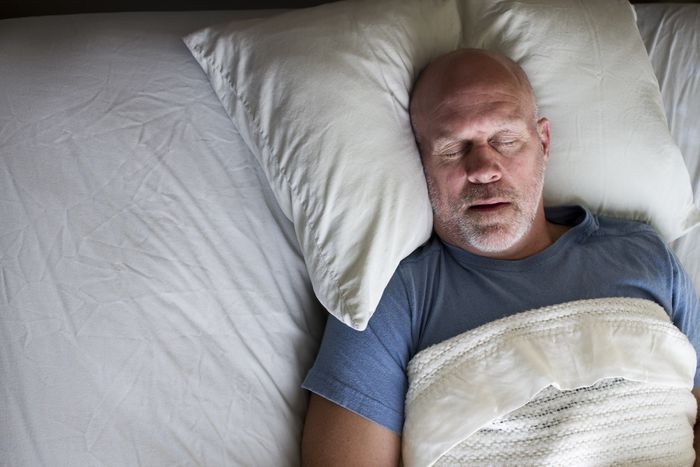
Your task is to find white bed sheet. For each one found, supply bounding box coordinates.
[0,11,323,467]
[636,4,700,298]
[1,5,699,467]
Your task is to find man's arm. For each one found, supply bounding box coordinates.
[301,394,401,467]
[694,387,699,467]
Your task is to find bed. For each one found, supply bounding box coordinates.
[1,1,698,466]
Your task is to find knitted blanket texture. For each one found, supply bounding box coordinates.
[402,298,697,467]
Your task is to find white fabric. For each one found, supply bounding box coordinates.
[185,0,699,330]
[636,3,700,300]
[184,0,461,330]
[403,298,698,467]
[436,379,696,466]
[0,12,323,466]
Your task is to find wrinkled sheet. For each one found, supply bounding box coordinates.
[636,4,700,298]
[0,11,324,467]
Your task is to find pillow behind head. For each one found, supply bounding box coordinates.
[458,0,700,239]
[184,0,461,330]
[186,0,699,330]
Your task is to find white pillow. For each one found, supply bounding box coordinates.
[184,0,461,330]
[185,0,699,330]
[457,0,700,238]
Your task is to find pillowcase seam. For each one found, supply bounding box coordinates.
[193,42,350,323]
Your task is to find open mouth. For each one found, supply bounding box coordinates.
[468,201,510,212]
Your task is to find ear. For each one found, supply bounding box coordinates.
[536,117,551,161]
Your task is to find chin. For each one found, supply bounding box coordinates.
[469,235,519,254]
[463,223,528,255]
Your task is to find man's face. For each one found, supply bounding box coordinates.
[416,76,550,258]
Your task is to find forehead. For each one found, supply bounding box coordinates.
[435,84,528,118]
[423,86,532,144]
[411,51,536,144]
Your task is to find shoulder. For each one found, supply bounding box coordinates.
[385,235,448,294]
[395,235,447,276]
[379,235,444,302]
[590,214,669,252]
[594,214,659,237]
[401,235,446,264]
[586,214,679,282]
[550,205,673,268]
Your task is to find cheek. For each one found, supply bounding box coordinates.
[425,163,465,198]
[508,149,546,185]
[435,167,467,197]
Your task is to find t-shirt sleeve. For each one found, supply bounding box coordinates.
[302,272,414,434]
[667,249,700,387]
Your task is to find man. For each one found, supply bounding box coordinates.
[301,49,700,465]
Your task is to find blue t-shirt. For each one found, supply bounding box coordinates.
[303,206,700,434]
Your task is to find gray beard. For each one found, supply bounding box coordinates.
[427,161,545,254]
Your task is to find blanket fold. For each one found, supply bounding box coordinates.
[402,297,697,467]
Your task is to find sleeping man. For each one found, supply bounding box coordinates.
[301,48,700,466]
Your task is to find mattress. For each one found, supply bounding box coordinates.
[0,5,698,467]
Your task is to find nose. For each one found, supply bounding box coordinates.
[465,144,502,184]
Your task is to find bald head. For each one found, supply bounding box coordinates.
[410,49,537,151]
[409,48,555,259]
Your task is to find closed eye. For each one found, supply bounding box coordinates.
[436,142,471,160]
[492,139,521,153]
[434,147,464,160]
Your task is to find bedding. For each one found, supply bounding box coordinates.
[403,298,697,466]
[1,3,699,467]
[0,11,324,466]
[184,0,460,331]
[185,0,699,331]
[636,2,700,318]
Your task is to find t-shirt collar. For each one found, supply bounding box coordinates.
[442,205,597,271]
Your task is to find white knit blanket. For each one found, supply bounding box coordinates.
[402,298,698,467]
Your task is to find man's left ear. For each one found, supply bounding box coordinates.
[537,117,551,160]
